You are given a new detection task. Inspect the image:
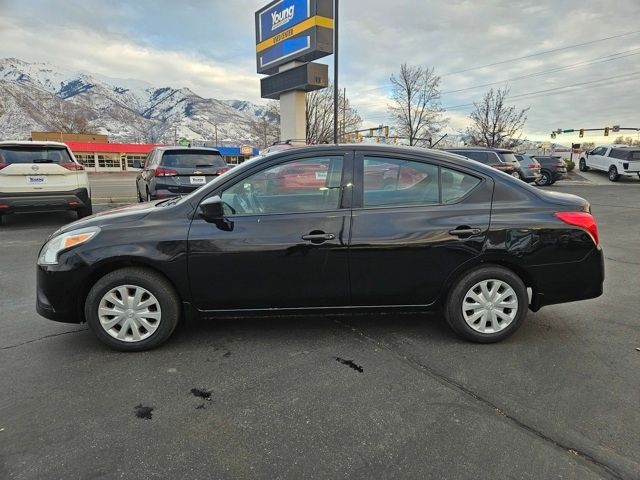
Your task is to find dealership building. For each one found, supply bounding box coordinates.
[31,132,258,172]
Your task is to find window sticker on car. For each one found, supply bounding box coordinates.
[315,171,328,180]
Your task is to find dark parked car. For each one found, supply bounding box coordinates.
[532,156,567,186]
[514,153,542,183]
[37,145,604,351]
[445,148,520,178]
[135,147,230,201]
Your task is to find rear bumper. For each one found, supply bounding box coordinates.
[529,246,604,311]
[0,188,90,214]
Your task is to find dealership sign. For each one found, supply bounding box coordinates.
[255,0,334,75]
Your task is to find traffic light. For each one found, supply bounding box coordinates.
[383,126,389,137]
[369,128,375,137]
[604,127,610,137]
[551,132,556,139]
[579,129,584,138]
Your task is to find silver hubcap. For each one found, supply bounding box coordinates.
[98,285,161,342]
[462,279,518,334]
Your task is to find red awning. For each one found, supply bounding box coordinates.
[65,142,163,154]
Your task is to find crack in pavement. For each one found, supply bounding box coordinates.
[0,328,88,351]
[605,256,640,266]
[333,318,627,480]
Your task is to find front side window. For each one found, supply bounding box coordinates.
[220,156,344,215]
[363,157,438,207]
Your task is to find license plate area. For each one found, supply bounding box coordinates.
[190,176,206,185]
[27,175,46,184]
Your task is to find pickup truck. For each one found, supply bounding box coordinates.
[578,145,640,182]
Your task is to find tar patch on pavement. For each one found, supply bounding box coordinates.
[335,357,364,373]
[223,351,231,357]
[196,404,206,410]
[191,388,212,401]
[134,404,154,420]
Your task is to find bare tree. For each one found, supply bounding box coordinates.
[250,101,280,148]
[306,83,362,144]
[466,87,528,148]
[613,135,640,146]
[388,64,446,146]
[48,102,95,134]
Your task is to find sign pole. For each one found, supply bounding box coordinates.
[333,0,339,144]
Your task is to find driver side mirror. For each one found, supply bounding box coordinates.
[199,196,233,230]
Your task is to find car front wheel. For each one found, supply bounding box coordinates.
[85,267,180,351]
[579,158,589,172]
[445,266,528,343]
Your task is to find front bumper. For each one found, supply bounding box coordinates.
[0,188,90,214]
[36,260,90,324]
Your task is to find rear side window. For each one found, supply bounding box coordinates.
[499,152,519,164]
[160,150,226,168]
[363,157,438,207]
[441,168,481,204]
[459,151,490,164]
[0,146,73,165]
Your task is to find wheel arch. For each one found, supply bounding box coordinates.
[77,258,185,323]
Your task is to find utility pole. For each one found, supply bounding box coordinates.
[333,0,339,144]
[214,125,218,146]
[342,87,346,143]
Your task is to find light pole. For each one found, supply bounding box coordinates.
[333,0,339,144]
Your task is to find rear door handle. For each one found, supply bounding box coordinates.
[449,227,482,236]
[302,233,336,243]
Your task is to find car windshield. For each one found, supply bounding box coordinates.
[160,150,226,168]
[0,146,73,165]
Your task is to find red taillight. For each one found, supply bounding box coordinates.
[555,212,599,245]
[155,167,178,177]
[214,167,230,175]
[62,162,84,171]
[554,163,565,168]
[0,162,8,170]
[490,163,509,170]
[528,164,540,169]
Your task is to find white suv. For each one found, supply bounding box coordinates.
[0,141,92,225]
[578,144,640,182]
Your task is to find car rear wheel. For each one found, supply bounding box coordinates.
[535,171,552,186]
[579,158,589,172]
[445,266,528,343]
[85,267,180,351]
[608,166,619,182]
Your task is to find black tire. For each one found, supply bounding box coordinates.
[579,158,589,172]
[608,166,619,182]
[0,214,3,226]
[445,265,528,343]
[146,188,152,202]
[84,267,180,351]
[137,185,144,203]
[77,199,93,218]
[535,170,551,186]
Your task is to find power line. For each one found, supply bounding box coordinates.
[353,31,640,96]
[441,29,640,76]
[440,47,640,95]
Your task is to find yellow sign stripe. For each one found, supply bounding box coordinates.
[256,16,334,53]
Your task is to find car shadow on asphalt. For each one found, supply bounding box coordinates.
[1,211,78,229]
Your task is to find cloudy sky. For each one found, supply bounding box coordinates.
[1,0,640,143]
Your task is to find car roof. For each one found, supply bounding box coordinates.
[259,143,500,174]
[0,140,69,148]
[445,147,514,153]
[601,144,639,150]
[153,146,221,153]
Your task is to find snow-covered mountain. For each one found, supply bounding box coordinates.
[0,58,270,144]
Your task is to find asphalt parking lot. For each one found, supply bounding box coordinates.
[1,173,639,479]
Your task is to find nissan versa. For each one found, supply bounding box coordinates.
[36,145,604,351]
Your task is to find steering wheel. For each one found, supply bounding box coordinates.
[232,190,264,214]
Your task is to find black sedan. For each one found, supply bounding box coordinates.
[36,145,604,351]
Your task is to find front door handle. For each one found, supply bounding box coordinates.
[449,227,482,237]
[301,232,336,243]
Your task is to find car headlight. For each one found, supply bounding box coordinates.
[38,226,101,265]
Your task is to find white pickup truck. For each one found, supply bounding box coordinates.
[578,144,640,182]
